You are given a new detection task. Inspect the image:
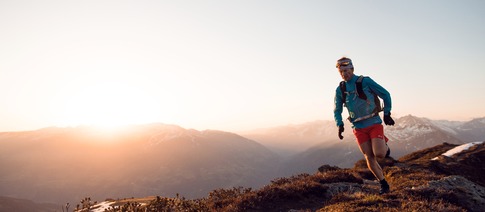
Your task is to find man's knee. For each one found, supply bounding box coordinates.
[375,151,386,159]
[371,138,387,159]
[374,147,387,159]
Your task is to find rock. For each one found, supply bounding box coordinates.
[318,165,340,173]
[413,175,485,212]
[323,183,362,199]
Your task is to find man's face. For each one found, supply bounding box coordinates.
[338,67,354,81]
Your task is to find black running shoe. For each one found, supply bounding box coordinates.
[379,179,390,194]
[385,144,391,158]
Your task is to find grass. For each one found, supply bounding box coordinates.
[74,143,480,212]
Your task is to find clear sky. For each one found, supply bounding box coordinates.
[1,0,484,132]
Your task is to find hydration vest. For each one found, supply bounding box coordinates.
[339,75,383,122]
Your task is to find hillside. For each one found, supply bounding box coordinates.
[75,141,485,212]
[0,196,59,212]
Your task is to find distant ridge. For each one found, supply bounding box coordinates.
[0,196,59,212]
[0,124,280,205]
[243,115,483,174]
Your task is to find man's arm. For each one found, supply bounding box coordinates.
[334,87,345,126]
[367,77,395,125]
[367,77,392,115]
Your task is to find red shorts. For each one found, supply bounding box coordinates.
[353,124,389,145]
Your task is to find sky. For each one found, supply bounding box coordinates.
[1,0,485,132]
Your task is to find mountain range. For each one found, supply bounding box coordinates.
[0,124,279,206]
[0,115,484,208]
[243,115,484,174]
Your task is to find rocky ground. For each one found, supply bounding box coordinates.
[75,142,485,212]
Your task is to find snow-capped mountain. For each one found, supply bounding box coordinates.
[429,117,485,141]
[454,118,485,141]
[385,115,466,156]
[246,115,483,173]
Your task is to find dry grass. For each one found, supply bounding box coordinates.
[81,143,480,212]
[385,166,445,191]
[93,164,467,212]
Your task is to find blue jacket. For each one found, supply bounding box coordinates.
[334,75,392,129]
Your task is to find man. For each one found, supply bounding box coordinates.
[333,57,395,194]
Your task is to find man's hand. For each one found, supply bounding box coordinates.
[338,125,344,140]
[384,113,395,126]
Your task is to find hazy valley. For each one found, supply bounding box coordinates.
[0,124,279,206]
[0,115,484,209]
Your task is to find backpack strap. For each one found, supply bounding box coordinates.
[339,81,347,106]
[341,75,384,123]
[356,75,367,100]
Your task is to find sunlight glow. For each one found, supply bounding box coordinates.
[59,81,160,129]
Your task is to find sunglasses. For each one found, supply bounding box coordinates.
[336,60,352,68]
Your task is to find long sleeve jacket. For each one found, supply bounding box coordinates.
[334,75,392,129]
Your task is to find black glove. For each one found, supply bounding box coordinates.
[338,125,344,140]
[384,113,395,126]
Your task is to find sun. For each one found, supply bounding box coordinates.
[59,81,160,129]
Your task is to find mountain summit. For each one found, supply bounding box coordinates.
[385,115,466,156]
